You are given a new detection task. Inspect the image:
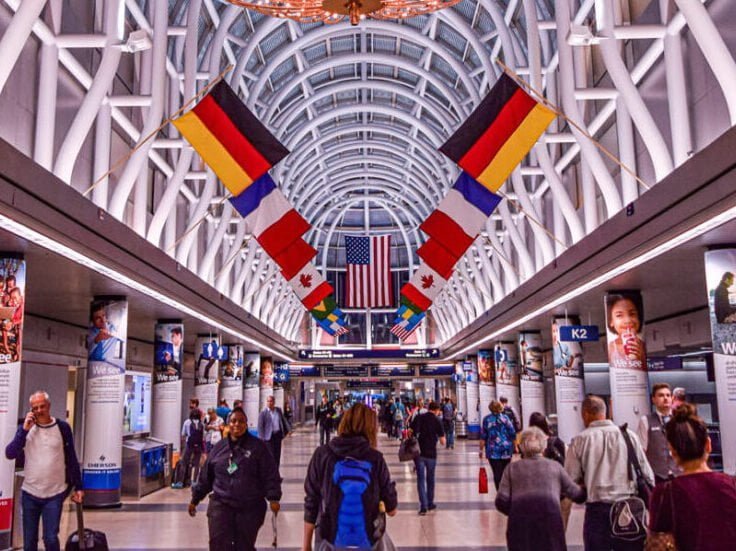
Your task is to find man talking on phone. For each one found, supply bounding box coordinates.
[5,390,83,551]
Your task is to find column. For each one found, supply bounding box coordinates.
[551,316,586,443]
[219,344,243,408]
[478,349,496,415]
[243,352,260,435]
[454,361,467,429]
[259,356,274,411]
[519,331,546,428]
[605,291,649,427]
[273,362,289,410]
[704,250,736,474]
[494,341,521,420]
[82,296,128,507]
[465,356,480,439]
[152,320,183,454]
[194,334,221,414]
[0,256,26,545]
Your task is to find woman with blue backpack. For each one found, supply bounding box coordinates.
[303,403,398,551]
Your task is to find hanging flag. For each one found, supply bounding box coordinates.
[439,73,555,192]
[391,308,426,341]
[229,173,277,218]
[345,235,393,308]
[275,239,318,280]
[287,264,333,310]
[417,239,457,280]
[173,81,289,196]
[401,264,449,312]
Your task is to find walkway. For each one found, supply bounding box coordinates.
[60,426,586,549]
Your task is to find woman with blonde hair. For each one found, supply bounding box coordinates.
[303,403,398,551]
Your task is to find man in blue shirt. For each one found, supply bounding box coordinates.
[257,396,290,469]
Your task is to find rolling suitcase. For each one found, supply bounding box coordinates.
[64,502,109,551]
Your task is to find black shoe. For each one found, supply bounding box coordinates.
[428,504,437,511]
[418,508,427,516]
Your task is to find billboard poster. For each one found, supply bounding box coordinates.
[0,256,25,541]
[152,321,183,452]
[605,291,649,428]
[494,342,521,421]
[705,249,736,474]
[519,331,545,427]
[454,360,467,421]
[477,349,496,415]
[259,356,274,412]
[194,334,221,413]
[219,344,244,407]
[82,296,128,507]
[243,352,260,435]
[552,316,586,443]
[465,356,480,438]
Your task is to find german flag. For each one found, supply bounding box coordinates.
[173,81,289,196]
[439,73,555,192]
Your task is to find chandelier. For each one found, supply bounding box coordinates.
[224,0,463,25]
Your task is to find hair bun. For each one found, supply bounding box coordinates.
[671,402,697,422]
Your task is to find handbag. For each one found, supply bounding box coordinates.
[645,481,677,551]
[398,436,420,462]
[610,424,653,542]
[478,466,489,494]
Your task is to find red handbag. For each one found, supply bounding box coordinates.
[479,467,489,494]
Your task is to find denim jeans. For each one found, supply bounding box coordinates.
[415,456,437,510]
[583,502,644,551]
[22,490,65,551]
[443,422,455,449]
[319,423,331,446]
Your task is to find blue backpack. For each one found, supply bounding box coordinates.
[324,456,374,548]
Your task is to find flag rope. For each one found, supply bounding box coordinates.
[494,189,567,249]
[495,58,652,192]
[167,193,230,254]
[82,64,235,198]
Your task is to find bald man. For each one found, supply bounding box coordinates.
[565,395,654,550]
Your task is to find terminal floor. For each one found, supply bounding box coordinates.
[60,426,586,550]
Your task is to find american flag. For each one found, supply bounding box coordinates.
[345,235,393,308]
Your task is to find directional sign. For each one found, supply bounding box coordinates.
[298,348,440,360]
[559,325,599,342]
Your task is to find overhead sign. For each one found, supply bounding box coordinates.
[647,357,683,371]
[298,348,440,360]
[371,365,414,377]
[288,365,320,377]
[322,365,370,377]
[346,380,392,389]
[419,364,454,376]
[559,325,600,342]
[274,362,290,382]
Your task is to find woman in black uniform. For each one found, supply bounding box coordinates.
[188,407,281,550]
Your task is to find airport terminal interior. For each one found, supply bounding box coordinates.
[1,0,736,549]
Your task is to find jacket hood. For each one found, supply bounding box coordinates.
[328,435,372,458]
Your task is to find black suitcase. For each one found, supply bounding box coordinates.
[65,502,109,551]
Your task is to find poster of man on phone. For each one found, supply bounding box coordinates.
[605,291,647,371]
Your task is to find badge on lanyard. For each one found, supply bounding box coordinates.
[227,459,238,475]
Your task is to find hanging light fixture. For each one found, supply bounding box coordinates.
[224,0,462,26]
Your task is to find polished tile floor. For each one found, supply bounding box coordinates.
[57,426,586,550]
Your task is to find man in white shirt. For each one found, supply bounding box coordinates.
[565,395,654,551]
[637,383,681,484]
[5,391,83,551]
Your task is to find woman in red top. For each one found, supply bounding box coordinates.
[648,403,736,550]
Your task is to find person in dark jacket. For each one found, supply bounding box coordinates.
[315,394,335,446]
[189,407,281,551]
[5,391,83,551]
[495,427,585,551]
[303,403,398,551]
[528,412,565,465]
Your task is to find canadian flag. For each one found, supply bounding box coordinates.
[287,263,333,310]
[401,263,448,311]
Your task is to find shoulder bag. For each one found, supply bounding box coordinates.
[610,424,653,543]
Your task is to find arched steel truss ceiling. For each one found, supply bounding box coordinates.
[1,0,736,347]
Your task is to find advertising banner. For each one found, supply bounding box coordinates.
[465,356,480,438]
[273,386,285,410]
[494,342,521,421]
[705,249,736,474]
[519,331,545,427]
[605,291,649,427]
[454,361,467,421]
[0,256,25,543]
[259,356,274,412]
[219,344,244,407]
[82,296,128,507]
[194,334,221,413]
[552,316,586,443]
[243,352,260,435]
[152,321,183,452]
[477,350,496,415]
